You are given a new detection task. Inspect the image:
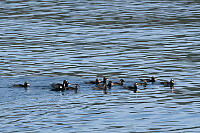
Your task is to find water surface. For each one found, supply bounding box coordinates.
[1,0,200,132]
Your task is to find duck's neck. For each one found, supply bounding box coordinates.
[65,82,69,87]
[107,82,112,88]
[74,85,78,89]
[62,84,66,89]
[103,77,107,84]
[151,77,155,82]
[134,84,138,89]
[170,80,174,86]
[96,79,99,84]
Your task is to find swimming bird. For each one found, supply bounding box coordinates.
[85,78,100,85]
[93,84,107,94]
[51,80,68,91]
[160,79,174,87]
[112,79,125,86]
[124,82,138,93]
[13,82,30,88]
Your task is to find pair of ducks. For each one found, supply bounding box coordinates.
[51,80,78,93]
[85,77,111,94]
[140,76,175,87]
[86,77,126,94]
[85,77,125,86]
[12,80,78,93]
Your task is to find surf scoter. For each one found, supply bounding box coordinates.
[160,79,174,87]
[124,82,139,93]
[51,80,69,91]
[112,79,125,86]
[13,82,30,88]
[85,78,100,85]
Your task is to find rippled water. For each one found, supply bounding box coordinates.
[1,0,200,132]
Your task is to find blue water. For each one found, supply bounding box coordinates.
[1,0,200,132]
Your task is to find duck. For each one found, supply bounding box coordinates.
[124,82,138,93]
[93,84,107,94]
[13,82,30,88]
[67,84,79,93]
[112,79,125,86]
[85,78,100,85]
[51,80,68,91]
[139,76,157,83]
[160,79,174,87]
